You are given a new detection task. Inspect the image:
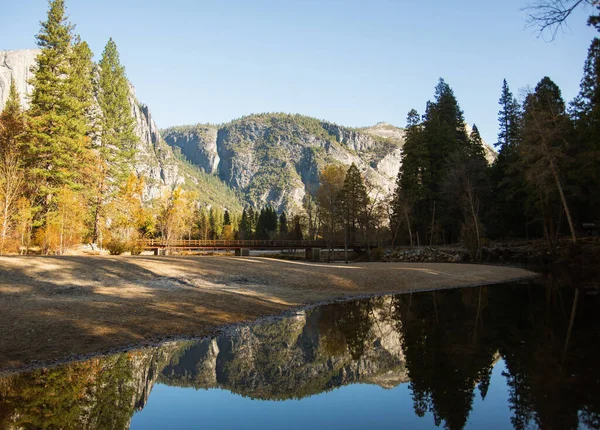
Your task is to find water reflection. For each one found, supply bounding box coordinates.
[0,277,598,429]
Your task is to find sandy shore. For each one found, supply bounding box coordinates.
[0,256,535,371]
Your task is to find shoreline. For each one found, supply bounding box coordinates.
[0,256,536,372]
[0,274,538,377]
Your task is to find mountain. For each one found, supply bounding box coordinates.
[162,115,404,213]
[163,114,496,213]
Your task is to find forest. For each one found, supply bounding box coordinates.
[0,0,598,258]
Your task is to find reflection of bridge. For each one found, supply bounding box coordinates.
[137,239,377,260]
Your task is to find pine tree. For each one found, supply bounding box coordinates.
[490,80,528,239]
[469,125,487,162]
[497,79,521,151]
[571,38,600,220]
[92,38,138,242]
[0,80,25,157]
[26,0,93,213]
[223,210,231,226]
[392,109,427,245]
[238,208,251,239]
[97,38,137,179]
[256,207,277,240]
[421,79,470,243]
[278,211,288,239]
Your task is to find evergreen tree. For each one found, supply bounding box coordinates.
[223,210,231,226]
[420,78,470,243]
[0,80,25,157]
[490,80,528,239]
[26,0,92,203]
[497,79,521,151]
[571,38,600,221]
[392,109,427,246]
[278,211,288,239]
[93,38,138,242]
[238,208,251,240]
[256,206,277,240]
[469,125,487,162]
[97,38,137,179]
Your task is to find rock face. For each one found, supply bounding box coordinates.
[163,116,497,214]
[163,115,408,213]
[0,49,184,200]
[0,50,37,110]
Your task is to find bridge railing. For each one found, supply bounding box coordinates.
[137,239,381,249]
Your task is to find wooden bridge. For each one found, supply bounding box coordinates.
[137,239,377,260]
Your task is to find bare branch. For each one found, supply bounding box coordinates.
[522,0,592,40]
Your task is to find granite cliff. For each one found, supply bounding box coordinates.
[163,115,409,213]
[163,114,496,213]
[0,49,185,200]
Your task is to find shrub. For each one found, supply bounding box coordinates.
[106,239,127,255]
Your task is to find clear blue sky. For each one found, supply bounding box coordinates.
[2,0,597,143]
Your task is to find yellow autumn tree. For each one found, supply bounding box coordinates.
[36,186,88,255]
[103,173,147,255]
[157,186,195,249]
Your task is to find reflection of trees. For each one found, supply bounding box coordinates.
[493,275,600,430]
[393,287,497,430]
[393,278,600,430]
[0,354,136,429]
[318,298,374,360]
[1,279,598,429]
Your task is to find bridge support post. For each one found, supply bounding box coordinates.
[305,248,320,262]
[235,248,250,257]
[153,248,159,256]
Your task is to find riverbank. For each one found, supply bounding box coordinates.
[0,256,534,371]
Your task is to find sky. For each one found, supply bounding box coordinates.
[2,0,598,144]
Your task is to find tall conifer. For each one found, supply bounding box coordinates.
[97,38,137,179]
[26,0,92,202]
[497,79,521,152]
[571,38,600,220]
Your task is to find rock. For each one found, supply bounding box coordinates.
[0,49,37,109]
[162,114,412,213]
[0,49,185,201]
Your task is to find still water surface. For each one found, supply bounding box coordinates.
[1,277,598,429]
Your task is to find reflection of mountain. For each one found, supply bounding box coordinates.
[159,298,407,400]
[1,279,599,430]
[0,297,408,429]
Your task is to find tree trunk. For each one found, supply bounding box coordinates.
[550,160,577,244]
[405,209,413,248]
[430,200,436,246]
[562,288,579,363]
[0,199,9,255]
